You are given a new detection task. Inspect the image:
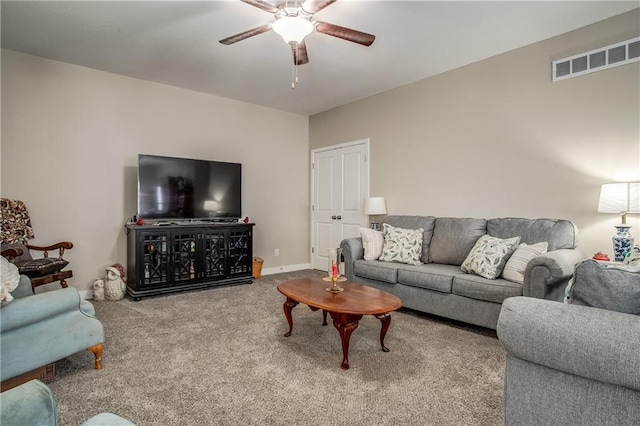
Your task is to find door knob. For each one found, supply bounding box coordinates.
[331,215,337,220]
[337,216,342,220]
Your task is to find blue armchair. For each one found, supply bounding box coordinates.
[0,379,134,425]
[1,275,104,384]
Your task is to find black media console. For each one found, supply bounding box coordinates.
[126,222,254,300]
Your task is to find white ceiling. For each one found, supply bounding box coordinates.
[2,1,638,116]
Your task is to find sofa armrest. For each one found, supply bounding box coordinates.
[0,379,57,426]
[0,287,86,333]
[340,237,364,281]
[523,248,586,301]
[497,296,640,392]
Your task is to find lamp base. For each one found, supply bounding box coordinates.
[370,222,381,231]
[613,225,634,262]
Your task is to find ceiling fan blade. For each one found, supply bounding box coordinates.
[240,0,279,14]
[219,25,272,45]
[292,41,309,65]
[315,21,375,46]
[301,0,337,15]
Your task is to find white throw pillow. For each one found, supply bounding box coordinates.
[502,242,548,283]
[360,228,384,261]
[1,257,21,303]
[378,224,424,266]
[461,235,521,279]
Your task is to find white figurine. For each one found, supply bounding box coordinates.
[104,263,126,301]
[92,278,105,301]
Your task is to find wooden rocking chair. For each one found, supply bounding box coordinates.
[1,198,74,290]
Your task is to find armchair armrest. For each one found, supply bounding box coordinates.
[340,237,364,281]
[497,296,640,392]
[0,380,56,426]
[523,248,586,301]
[1,248,23,260]
[0,287,87,333]
[26,242,73,258]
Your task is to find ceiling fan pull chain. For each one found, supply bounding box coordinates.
[291,60,300,89]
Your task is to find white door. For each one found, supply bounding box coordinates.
[311,140,369,271]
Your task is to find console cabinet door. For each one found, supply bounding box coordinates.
[138,231,170,288]
[227,228,252,278]
[171,230,198,283]
[201,229,226,281]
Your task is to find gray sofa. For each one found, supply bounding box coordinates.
[340,215,584,329]
[497,260,640,425]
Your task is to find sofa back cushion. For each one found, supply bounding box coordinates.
[487,218,578,251]
[382,215,435,264]
[565,259,640,315]
[429,218,487,265]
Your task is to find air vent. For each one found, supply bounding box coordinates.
[552,37,639,82]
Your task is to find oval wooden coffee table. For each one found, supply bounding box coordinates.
[277,277,402,370]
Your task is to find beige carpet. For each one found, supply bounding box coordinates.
[48,270,504,425]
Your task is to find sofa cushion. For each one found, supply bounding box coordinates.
[14,258,69,278]
[383,216,436,263]
[354,260,401,284]
[461,235,521,279]
[452,274,522,304]
[502,242,548,283]
[379,224,423,266]
[487,217,578,251]
[360,228,384,261]
[429,218,487,265]
[397,263,463,293]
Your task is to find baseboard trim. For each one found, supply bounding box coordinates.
[79,264,313,299]
[261,263,311,276]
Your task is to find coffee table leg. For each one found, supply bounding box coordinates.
[283,297,299,337]
[375,313,392,352]
[330,312,363,370]
[322,309,328,326]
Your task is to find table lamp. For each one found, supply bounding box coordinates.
[597,182,640,261]
[363,197,387,230]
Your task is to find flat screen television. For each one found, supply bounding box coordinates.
[137,154,242,221]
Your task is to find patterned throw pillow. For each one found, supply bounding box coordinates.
[378,224,424,266]
[360,228,384,261]
[502,242,548,283]
[461,235,521,279]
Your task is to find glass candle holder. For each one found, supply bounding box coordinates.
[326,247,344,293]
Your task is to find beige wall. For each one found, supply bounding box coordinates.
[1,49,310,293]
[310,9,640,260]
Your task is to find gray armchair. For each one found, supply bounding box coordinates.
[497,260,640,425]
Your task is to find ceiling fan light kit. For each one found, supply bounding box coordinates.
[220,0,375,88]
[271,16,314,44]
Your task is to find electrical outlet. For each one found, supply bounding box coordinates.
[274,248,279,257]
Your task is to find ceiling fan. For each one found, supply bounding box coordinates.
[219,0,376,67]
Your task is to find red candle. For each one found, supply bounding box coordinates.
[332,262,338,278]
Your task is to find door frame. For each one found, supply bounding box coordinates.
[310,138,370,270]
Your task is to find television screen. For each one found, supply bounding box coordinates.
[137,154,241,220]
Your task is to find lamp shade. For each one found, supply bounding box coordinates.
[363,197,387,215]
[271,17,314,44]
[597,182,640,214]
